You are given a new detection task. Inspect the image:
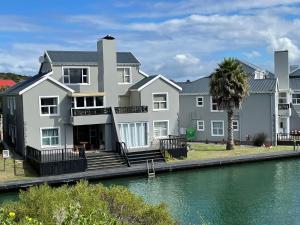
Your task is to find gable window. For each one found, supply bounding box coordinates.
[40,96,59,116]
[211,120,224,136]
[292,94,300,105]
[73,96,104,108]
[153,93,168,110]
[211,97,222,112]
[197,120,204,131]
[117,67,131,84]
[153,121,169,138]
[196,96,204,107]
[41,128,59,147]
[233,120,239,131]
[63,67,89,84]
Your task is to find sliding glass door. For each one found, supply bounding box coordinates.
[118,122,148,148]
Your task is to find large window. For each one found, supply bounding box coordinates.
[153,93,168,110]
[40,96,59,116]
[211,97,222,112]
[196,96,204,107]
[41,128,60,147]
[63,67,89,84]
[197,120,204,131]
[292,94,300,105]
[211,120,224,136]
[117,67,131,84]
[153,121,169,138]
[118,122,148,148]
[73,96,104,108]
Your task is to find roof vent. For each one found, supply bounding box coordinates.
[103,35,115,40]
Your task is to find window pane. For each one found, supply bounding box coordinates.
[160,102,167,109]
[124,75,130,83]
[69,68,82,83]
[41,98,55,105]
[63,68,69,76]
[50,106,57,114]
[154,94,166,101]
[42,137,50,146]
[154,102,159,109]
[41,107,49,114]
[51,137,59,145]
[95,96,104,106]
[63,76,69,83]
[76,97,84,107]
[82,68,88,75]
[124,68,130,75]
[82,76,88,83]
[86,97,94,107]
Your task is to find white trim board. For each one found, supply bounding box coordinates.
[138,69,149,77]
[19,71,74,95]
[137,74,182,92]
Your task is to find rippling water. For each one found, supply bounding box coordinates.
[2,159,300,225]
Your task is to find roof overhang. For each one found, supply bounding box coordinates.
[69,92,105,97]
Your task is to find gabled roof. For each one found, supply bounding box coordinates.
[0,80,16,87]
[178,77,277,94]
[290,77,300,90]
[46,51,140,65]
[290,68,300,77]
[130,74,182,91]
[4,72,74,95]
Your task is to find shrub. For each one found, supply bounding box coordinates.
[253,133,267,146]
[1,181,176,225]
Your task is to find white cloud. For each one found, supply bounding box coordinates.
[174,53,200,65]
[244,51,261,58]
[0,15,41,32]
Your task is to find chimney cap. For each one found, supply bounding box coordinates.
[103,35,115,40]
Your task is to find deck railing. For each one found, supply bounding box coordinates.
[278,104,290,110]
[159,136,187,159]
[114,106,148,114]
[71,107,112,116]
[116,141,130,166]
[26,146,87,176]
[277,133,300,141]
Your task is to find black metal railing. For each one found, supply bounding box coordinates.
[277,133,300,141]
[26,146,84,163]
[114,106,148,114]
[278,104,290,110]
[159,136,187,158]
[116,141,130,166]
[72,107,112,116]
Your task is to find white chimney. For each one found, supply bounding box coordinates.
[97,35,118,106]
[274,50,289,91]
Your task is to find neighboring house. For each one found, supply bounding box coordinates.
[2,35,181,156]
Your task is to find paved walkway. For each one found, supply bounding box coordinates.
[1,150,300,192]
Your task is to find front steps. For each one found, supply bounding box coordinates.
[86,151,127,171]
[127,150,165,165]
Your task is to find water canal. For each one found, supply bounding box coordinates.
[1,159,300,225]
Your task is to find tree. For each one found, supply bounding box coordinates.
[210,58,249,150]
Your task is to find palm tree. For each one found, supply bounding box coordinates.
[210,58,249,150]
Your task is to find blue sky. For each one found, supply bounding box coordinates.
[1,0,300,81]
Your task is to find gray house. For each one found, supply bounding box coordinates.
[3,36,181,158]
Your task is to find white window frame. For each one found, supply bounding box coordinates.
[73,96,105,109]
[233,120,239,131]
[62,66,90,85]
[210,96,223,112]
[40,127,60,148]
[153,120,169,138]
[292,93,300,105]
[117,67,132,84]
[211,120,224,136]
[152,92,169,111]
[279,92,288,104]
[197,120,204,131]
[118,122,149,148]
[39,96,60,116]
[196,96,204,107]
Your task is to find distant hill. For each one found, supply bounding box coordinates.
[0,72,29,83]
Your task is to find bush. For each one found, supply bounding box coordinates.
[1,181,176,225]
[253,133,267,146]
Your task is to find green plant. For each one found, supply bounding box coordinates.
[1,181,176,225]
[253,133,267,146]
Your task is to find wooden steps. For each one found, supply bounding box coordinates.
[127,150,165,165]
[86,152,127,171]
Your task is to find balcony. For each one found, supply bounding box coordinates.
[71,107,112,125]
[278,104,291,117]
[114,106,148,114]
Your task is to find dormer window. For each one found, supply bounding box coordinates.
[63,67,89,85]
[117,67,131,84]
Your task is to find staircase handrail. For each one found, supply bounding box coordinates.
[117,141,131,167]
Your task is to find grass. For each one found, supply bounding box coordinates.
[0,155,37,183]
[169,143,294,162]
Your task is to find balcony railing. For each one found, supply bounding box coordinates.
[115,106,148,114]
[278,103,290,110]
[72,107,112,116]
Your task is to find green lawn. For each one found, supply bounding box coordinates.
[0,157,37,182]
[169,143,294,162]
